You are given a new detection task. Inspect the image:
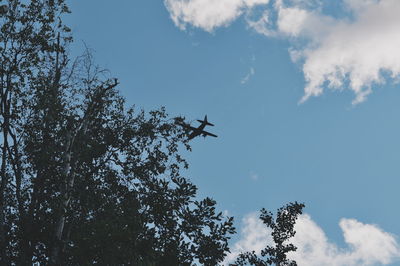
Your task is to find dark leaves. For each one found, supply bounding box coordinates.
[234,202,305,266]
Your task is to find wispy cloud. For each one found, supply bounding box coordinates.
[225,213,400,265]
[241,67,255,84]
[165,0,400,104]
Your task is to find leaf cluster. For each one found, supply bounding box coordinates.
[234,202,305,266]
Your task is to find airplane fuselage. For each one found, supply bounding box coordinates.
[187,115,217,140]
[189,126,205,139]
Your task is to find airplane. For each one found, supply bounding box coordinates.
[179,115,218,140]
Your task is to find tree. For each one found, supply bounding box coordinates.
[0,0,235,264]
[234,202,305,266]
[0,0,72,263]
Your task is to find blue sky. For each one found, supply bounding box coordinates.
[67,0,400,265]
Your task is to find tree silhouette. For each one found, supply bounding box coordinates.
[234,202,305,266]
[0,1,235,264]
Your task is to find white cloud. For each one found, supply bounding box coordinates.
[224,212,272,264]
[252,0,400,104]
[225,213,400,265]
[164,0,269,32]
[286,0,400,104]
[291,215,400,265]
[166,0,400,104]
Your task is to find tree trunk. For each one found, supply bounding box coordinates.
[50,143,74,265]
[0,75,11,264]
[49,80,118,264]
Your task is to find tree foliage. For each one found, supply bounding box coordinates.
[0,0,235,264]
[234,202,305,266]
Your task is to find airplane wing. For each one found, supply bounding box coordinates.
[201,130,217,138]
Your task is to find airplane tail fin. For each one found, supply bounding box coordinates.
[197,115,214,126]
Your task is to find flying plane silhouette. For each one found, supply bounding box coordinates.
[180,115,218,140]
